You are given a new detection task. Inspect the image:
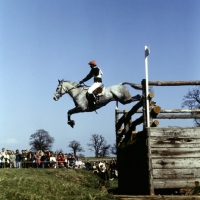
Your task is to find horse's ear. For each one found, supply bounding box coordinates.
[58,79,60,83]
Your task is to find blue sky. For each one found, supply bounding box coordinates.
[1,0,200,156]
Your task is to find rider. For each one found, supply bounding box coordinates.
[79,60,103,107]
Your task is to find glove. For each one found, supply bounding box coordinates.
[79,80,84,84]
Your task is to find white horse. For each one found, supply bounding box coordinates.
[53,80,142,127]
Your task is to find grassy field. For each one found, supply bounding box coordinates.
[0,168,119,200]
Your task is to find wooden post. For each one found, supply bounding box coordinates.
[142,79,147,129]
[148,93,155,126]
[116,110,123,147]
[151,120,159,127]
[123,110,133,145]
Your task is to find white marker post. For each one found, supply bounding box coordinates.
[145,46,150,127]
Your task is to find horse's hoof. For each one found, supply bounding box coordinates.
[68,120,75,128]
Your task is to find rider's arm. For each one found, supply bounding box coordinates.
[81,69,93,83]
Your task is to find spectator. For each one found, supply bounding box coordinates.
[57,152,65,168]
[4,151,10,168]
[27,149,34,168]
[0,148,6,168]
[21,150,27,168]
[9,150,16,168]
[15,149,21,168]
[71,153,77,167]
[85,159,91,171]
[104,160,110,180]
[75,158,83,169]
[35,152,41,168]
[63,154,68,168]
[67,154,73,168]
[46,151,51,168]
[92,162,99,174]
[98,161,107,180]
[109,158,117,180]
[49,153,57,168]
[40,151,47,168]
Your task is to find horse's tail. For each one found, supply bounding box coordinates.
[121,82,143,90]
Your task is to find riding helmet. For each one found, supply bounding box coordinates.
[88,60,97,66]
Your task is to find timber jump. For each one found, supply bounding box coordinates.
[116,79,200,196]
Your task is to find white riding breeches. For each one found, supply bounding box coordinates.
[88,82,102,94]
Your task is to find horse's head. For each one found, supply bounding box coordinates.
[53,79,65,101]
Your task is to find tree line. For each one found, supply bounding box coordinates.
[29,130,116,157]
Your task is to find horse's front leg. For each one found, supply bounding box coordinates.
[67,106,83,128]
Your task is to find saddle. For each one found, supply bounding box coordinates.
[93,84,105,97]
[86,85,105,110]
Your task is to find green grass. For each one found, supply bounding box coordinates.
[0,169,119,200]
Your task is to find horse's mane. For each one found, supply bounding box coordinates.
[63,80,78,86]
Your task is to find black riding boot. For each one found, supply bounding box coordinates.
[91,93,96,104]
[86,93,96,109]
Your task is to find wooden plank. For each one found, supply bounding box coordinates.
[152,158,200,169]
[116,110,143,114]
[116,101,143,129]
[153,169,200,179]
[160,109,200,113]
[153,178,200,189]
[148,80,200,86]
[155,114,200,119]
[116,109,200,114]
[149,128,200,138]
[150,137,200,148]
[114,195,200,200]
[151,148,200,158]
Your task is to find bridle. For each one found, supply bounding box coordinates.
[57,81,85,98]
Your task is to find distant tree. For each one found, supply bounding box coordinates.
[110,143,117,155]
[68,140,84,156]
[29,129,55,151]
[99,144,111,157]
[182,87,200,126]
[87,134,110,157]
[77,153,85,158]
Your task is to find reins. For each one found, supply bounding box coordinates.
[61,82,89,93]
[67,84,80,92]
[60,82,85,98]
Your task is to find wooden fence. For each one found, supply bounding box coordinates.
[116,79,200,195]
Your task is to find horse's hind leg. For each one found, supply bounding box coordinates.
[131,94,142,102]
[118,94,142,105]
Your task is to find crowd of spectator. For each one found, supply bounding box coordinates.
[0,148,118,180]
